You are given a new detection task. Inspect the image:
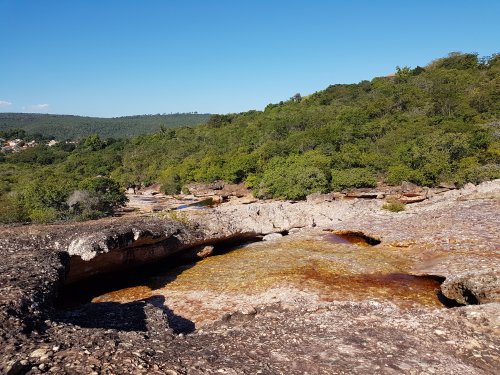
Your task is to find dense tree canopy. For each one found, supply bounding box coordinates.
[0,113,211,140]
[1,52,499,223]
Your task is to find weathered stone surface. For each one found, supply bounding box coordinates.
[401,180,424,194]
[262,232,283,241]
[441,270,500,305]
[345,191,385,198]
[196,245,214,258]
[306,191,336,203]
[185,181,250,198]
[439,182,457,189]
[398,194,427,203]
[0,179,499,374]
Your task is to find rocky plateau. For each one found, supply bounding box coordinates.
[0,180,499,374]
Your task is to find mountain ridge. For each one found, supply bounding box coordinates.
[0,112,211,140]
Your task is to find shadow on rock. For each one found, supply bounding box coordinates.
[54,295,195,334]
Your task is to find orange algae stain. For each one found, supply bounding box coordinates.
[288,265,443,307]
[92,285,153,304]
[92,235,444,312]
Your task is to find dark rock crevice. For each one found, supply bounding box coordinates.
[55,229,264,308]
[323,229,381,246]
[439,271,498,306]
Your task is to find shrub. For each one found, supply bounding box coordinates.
[386,165,424,185]
[76,176,127,216]
[28,207,60,223]
[382,198,406,212]
[159,169,182,195]
[20,180,71,217]
[222,153,258,183]
[455,157,500,186]
[256,152,330,200]
[0,193,28,223]
[331,168,377,191]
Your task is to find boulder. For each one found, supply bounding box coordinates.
[400,181,423,194]
[438,182,457,190]
[196,245,214,258]
[440,270,500,305]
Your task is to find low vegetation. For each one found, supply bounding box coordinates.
[382,199,406,213]
[0,52,499,223]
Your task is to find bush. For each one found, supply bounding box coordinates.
[28,207,60,223]
[257,152,330,200]
[455,157,500,186]
[0,193,28,223]
[20,180,71,217]
[382,198,406,212]
[331,168,377,191]
[221,153,258,183]
[386,165,425,185]
[74,176,127,217]
[159,169,182,195]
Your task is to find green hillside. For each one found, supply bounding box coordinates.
[0,113,211,140]
[1,52,499,223]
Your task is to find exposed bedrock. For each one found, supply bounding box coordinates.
[62,198,386,284]
[62,198,379,284]
[440,270,500,305]
[63,218,263,284]
[0,180,499,374]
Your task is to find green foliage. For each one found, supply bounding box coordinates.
[386,165,424,185]
[222,153,258,183]
[159,168,182,195]
[454,157,500,186]
[382,198,406,212]
[0,128,28,139]
[19,179,73,222]
[28,207,60,223]
[206,114,233,128]
[82,134,106,151]
[331,168,377,191]
[0,52,499,223]
[76,176,127,217]
[0,113,211,140]
[7,145,70,165]
[433,52,479,70]
[256,152,330,200]
[395,66,413,82]
[0,193,28,223]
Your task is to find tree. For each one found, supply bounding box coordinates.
[256,152,330,199]
[75,176,127,217]
[395,66,412,82]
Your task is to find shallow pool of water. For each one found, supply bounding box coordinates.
[88,232,444,326]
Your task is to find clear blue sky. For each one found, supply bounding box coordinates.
[1,0,498,117]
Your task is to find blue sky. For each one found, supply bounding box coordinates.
[0,0,498,117]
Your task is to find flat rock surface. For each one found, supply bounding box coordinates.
[0,180,499,374]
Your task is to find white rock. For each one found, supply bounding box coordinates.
[262,233,283,241]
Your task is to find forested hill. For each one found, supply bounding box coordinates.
[0,113,211,139]
[1,52,499,223]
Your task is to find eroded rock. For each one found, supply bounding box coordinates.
[441,270,500,305]
[0,180,499,374]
